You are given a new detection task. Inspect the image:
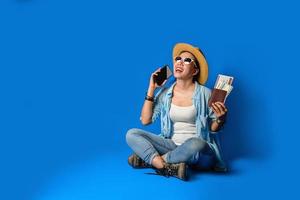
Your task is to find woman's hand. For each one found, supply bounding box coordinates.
[141,68,167,126]
[149,68,167,91]
[211,102,228,119]
[210,102,228,131]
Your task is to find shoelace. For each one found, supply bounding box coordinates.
[165,165,178,176]
[146,165,178,177]
[138,158,152,168]
[132,155,151,168]
[144,164,188,181]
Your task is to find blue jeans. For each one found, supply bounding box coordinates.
[126,128,216,167]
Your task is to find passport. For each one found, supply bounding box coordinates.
[208,88,228,106]
[208,74,234,106]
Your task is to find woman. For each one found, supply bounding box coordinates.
[126,43,228,181]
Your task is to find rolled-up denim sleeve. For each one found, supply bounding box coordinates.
[208,106,218,122]
[151,88,166,123]
[206,89,216,120]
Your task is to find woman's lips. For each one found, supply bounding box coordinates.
[175,67,183,72]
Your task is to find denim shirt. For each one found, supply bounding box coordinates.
[152,81,226,168]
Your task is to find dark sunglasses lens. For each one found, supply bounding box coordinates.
[175,56,182,61]
[184,58,192,63]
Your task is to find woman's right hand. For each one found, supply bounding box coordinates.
[149,68,167,91]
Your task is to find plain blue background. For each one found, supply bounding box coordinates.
[0,0,299,199]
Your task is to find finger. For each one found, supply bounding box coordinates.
[212,103,221,114]
[215,102,227,112]
[151,74,158,84]
[151,73,159,79]
[215,102,228,111]
[215,102,225,107]
[154,68,161,73]
[211,106,218,114]
[214,102,223,110]
[218,108,226,116]
[212,106,222,117]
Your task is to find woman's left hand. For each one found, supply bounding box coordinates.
[211,102,228,119]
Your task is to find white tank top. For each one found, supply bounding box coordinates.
[169,103,197,145]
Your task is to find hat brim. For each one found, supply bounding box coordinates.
[173,43,208,85]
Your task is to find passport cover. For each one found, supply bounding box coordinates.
[208,88,227,107]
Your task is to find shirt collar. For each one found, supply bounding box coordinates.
[165,81,201,99]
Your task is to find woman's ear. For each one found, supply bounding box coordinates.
[193,68,199,76]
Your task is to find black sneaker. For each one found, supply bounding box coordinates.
[155,163,188,181]
[128,154,152,169]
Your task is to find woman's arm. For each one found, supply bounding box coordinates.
[140,86,156,125]
[140,68,167,125]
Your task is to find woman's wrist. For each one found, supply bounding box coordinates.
[147,86,155,97]
[145,94,154,102]
[215,116,226,126]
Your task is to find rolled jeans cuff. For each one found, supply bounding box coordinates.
[148,152,159,165]
[161,152,169,163]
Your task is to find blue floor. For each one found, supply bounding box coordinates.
[27,149,281,200]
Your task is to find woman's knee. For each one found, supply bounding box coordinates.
[125,128,143,143]
[186,137,206,152]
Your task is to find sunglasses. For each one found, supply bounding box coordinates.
[174,56,195,65]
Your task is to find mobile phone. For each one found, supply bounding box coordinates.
[154,65,172,86]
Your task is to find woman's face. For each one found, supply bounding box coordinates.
[173,52,199,81]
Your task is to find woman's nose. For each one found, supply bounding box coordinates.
[175,62,184,66]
